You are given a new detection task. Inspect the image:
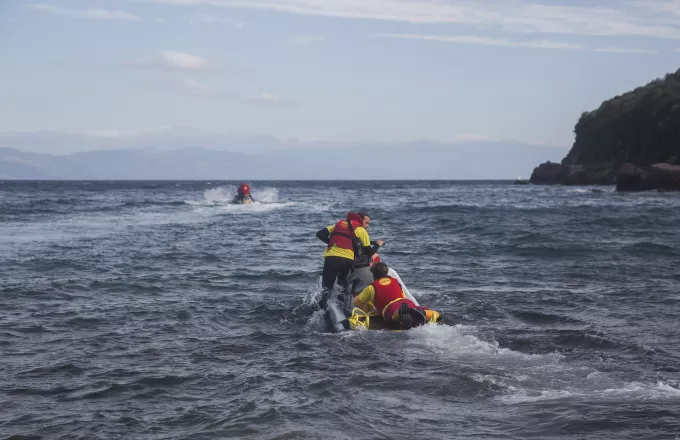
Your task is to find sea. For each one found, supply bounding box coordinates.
[1,180,679,440]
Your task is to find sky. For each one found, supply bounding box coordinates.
[1,0,680,153]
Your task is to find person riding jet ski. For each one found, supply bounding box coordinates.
[354,262,440,330]
[316,212,384,308]
[234,182,253,204]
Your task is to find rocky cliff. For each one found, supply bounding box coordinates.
[530,68,680,191]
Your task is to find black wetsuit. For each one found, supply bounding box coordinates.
[320,256,355,291]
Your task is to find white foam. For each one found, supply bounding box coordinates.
[405,287,448,300]
[300,276,325,306]
[339,330,363,339]
[186,185,294,213]
[499,381,680,405]
[304,309,327,333]
[586,371,608,381]
[190,185,281,205]
[499,389,573,404]
[251,187,280,204]
[406,287,427,298]
[388,267,418,306]
[1,210,208,244]
[406,324,563,365]
[217,202,295,214]
[202,186,234,204]
[302,279,331,332]
[601,381,680,399]
[471,373,509,388]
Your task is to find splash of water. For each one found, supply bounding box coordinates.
[202,186,235,204]
[190,185,282,206]
[252,188,279,203]
[498,380,680,404]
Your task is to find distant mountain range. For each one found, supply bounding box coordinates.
[0,140,566,180]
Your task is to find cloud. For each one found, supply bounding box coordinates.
[376,33,657,53]
[630,0,680,17]
[146,73,213,96]
[188,13,246,27]
[161,87,293,103]
[123,51,286,102]
[150,51,255,79]
[180,77,209,94]
[288,35,324,45]
[377,33,582,50]
[592,47,658,54]
[123,51,269,99]
[148,0,680,39]
[126,51,210,71]
[190,13,229,24]
[29,3,141,21]
[124,51,213,96]
[248,93,297,107]
[160,51,209,70]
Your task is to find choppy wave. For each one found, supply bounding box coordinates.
[499,381,680,404]
[1,180,680,439]
[196,185,281,204]
[184,185,296,215]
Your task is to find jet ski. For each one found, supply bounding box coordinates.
[324,256,442,332]
[231,195,253,205]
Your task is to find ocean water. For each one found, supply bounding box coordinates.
[1,180,679,440]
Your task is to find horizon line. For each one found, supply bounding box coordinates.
[0,178,533,182]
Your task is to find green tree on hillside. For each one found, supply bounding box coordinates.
[565,69,680,167]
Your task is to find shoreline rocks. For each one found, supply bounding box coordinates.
[529,161,680,191]
[616,162,680,191]
[528,67,680,192]
[529,162,616,186]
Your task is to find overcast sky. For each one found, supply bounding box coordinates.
[2,0,680,152]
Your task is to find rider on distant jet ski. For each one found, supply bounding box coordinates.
[235,182,253,203]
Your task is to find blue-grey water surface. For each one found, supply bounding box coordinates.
[1,181,679,439]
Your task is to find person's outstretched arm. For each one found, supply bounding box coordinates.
[316,225,333,243]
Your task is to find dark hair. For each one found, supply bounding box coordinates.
[357,211,370,220]
[371,262,389,279]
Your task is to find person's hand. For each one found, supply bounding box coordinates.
[375,240,385,246]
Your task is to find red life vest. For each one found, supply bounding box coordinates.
[238,183,250,196]
[327,213,363,251]
[371,277,406,318]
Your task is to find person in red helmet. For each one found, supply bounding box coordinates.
[235,182,253,203]
[316,212,384,308]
